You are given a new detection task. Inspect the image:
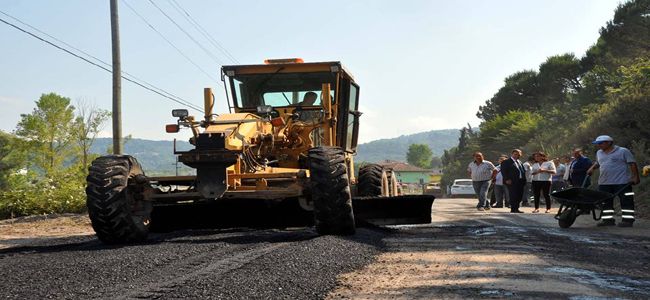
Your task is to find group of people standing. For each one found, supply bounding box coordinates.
[466,135,640,227]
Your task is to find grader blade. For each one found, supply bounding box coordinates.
[352,195,435,225]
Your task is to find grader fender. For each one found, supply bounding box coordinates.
[352,195,435,225]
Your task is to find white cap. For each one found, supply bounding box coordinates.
[592,135,614,144]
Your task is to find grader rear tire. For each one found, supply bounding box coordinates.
[86,155,151,244]
[358,164,389,197]
[387,170,399,196]
[308,147,355,235]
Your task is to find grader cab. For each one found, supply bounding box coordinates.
[85,59,434,244]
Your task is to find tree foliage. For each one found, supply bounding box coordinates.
[447,0,650,204]
[406,144,433,169]
[15,93,75,173]
[0,94,110,219]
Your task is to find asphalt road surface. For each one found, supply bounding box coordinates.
[1,198,649,299]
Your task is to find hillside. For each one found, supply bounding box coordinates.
[90,129,460,173]
[355,129,459,163]
[91,138,194,175]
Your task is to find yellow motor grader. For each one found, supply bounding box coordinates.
[85,59,434,243]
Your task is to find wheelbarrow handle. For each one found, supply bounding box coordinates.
[613,183,632,196]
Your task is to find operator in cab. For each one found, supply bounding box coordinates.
[297,91,318,106]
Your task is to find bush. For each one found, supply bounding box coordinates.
[0,170,86,219]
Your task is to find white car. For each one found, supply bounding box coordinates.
[449,179,476,198]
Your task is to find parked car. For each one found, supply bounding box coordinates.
[424,182,443,198]
[449,179,476,198]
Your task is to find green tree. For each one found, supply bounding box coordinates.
[537,53,583,102]
[406,144,433,169]
[574,59,650,147]
[477,70,540,121]
[430,156,442,169]
[0,131,25,189]
[73,100,110,169]
[583,0,650,71]
[478,110,542,159]
[15,93,75,173]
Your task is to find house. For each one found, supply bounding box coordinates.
[379,160,439,184]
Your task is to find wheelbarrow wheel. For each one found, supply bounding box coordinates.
[558,207,578,228]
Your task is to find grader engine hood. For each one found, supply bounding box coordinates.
[178,113,271,199]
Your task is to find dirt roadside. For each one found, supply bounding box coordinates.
[329,198,650,299]
[0,214,93,249]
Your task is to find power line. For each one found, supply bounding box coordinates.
[0,13,203,112]
[168,0,239,64]
[147,0,225,66]
[0,10,202,112]
[121,0,219,82]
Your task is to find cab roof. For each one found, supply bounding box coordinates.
[221,60,355,81]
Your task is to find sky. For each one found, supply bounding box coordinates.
[0,0,623,144]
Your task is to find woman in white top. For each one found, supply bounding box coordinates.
[531,151,557,213]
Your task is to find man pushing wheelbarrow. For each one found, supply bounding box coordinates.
[551,135,640,228]
[587,135,641,227]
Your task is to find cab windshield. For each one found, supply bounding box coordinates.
[229,71,337,109]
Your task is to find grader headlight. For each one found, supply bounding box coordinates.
[172,109,189,119]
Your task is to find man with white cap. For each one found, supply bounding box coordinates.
[587,135,640,227]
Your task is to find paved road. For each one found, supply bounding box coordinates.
[1,198,649,299]
[331,198,650,299]
[0,226,383,299]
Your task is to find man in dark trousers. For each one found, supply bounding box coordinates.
[587,135,640,227]
[567,148,592,187]
[500,149,526,213]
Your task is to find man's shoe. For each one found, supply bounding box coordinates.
[597,220,616,227]
[484,206,491,211]
[521,202,530,207]
[492,205,503,208]
[617,222,633,228]
[511,210,524,213]
[477,207,485,211]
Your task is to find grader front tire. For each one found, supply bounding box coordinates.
[308,147,355,235]
[86,156,151,244]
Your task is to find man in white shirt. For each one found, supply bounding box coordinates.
[467,152,497,211]
[587,135,640,227]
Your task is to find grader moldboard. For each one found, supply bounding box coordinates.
[85,59,435,244]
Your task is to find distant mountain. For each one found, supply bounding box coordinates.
[90,128,460,173]
[91,138,194,175]
[355,129,460,163]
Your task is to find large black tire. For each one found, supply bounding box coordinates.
[558,207,578,228]
[308,147,355,235]
[86,155,151,244]
[358,164,389,197]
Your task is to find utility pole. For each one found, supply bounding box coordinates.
[110,0,123,154]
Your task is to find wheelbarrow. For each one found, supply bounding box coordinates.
[551,177,630,228]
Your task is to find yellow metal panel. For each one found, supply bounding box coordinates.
[225,63,334,75]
